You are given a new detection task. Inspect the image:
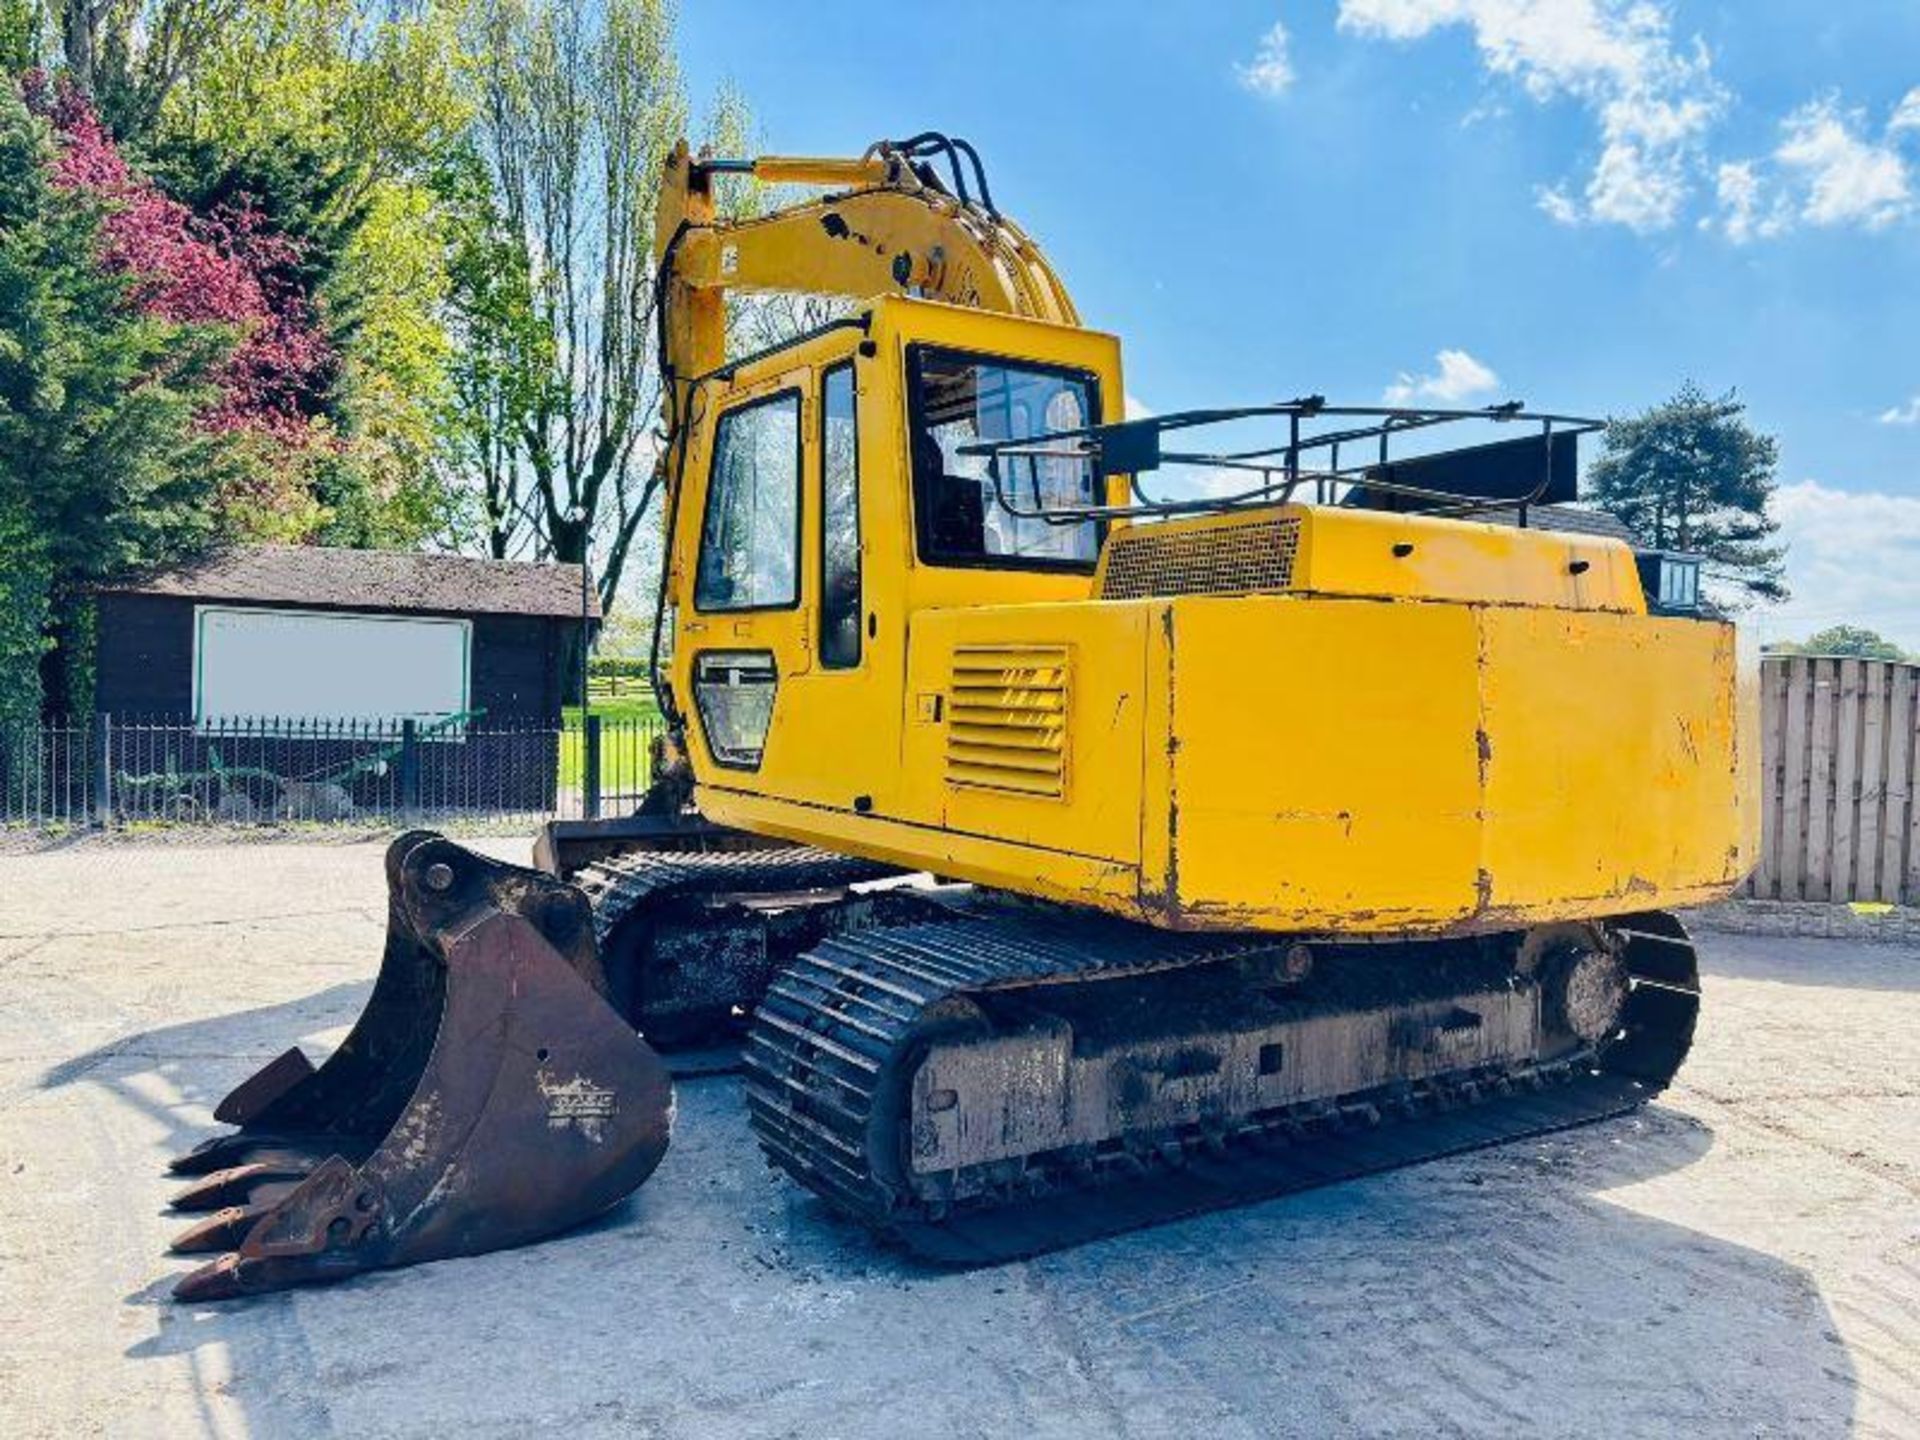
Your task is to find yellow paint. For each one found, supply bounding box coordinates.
[1293,505,1647,611]
[654,140,1755,940]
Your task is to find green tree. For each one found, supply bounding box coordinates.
[1772,626,1910,662]
[163,0,467,200]
[56,0,240,139]
[0,497,50,718]
[146,0,473,547]
[433,140,548,558]
[1589,382,1788,601]
[462,0,684,602]
[0,82,232,715]
[319,178,458,545]
[0,0,44,71]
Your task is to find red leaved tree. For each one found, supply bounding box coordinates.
[27,74,339,529]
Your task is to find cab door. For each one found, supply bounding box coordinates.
[756,353,903,814]
[677,365,813,779]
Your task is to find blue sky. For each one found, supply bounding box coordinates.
[678,1,1920,647]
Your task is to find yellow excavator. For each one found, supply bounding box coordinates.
[164,133,1756,1299]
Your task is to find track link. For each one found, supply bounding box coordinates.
[744,910,1700,1263]
[575,846,906,945]
[573,845,913,1054]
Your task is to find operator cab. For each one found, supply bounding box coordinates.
[665,297,1124,791]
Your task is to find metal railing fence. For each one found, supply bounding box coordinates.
[0,712,662,828]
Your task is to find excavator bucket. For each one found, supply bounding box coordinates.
[165,831,672,1301]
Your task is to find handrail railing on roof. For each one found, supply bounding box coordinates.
[954,398,1605,529]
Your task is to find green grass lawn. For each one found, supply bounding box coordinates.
[558,692,662,794]
[563,694,661,726]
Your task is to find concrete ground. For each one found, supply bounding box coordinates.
[1,838,1916,1439]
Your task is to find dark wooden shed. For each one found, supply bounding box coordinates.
[92,546,598,817]
[96,545,597,723]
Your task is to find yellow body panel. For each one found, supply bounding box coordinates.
[1160,596,1485,927]
[1092,502,1647,613]
[701,589,1752,935]
[669,294,1756,939]
[1158,597,1752,930]
[1292,504,1648,611]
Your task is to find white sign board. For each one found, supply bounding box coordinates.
[193,606,472,730]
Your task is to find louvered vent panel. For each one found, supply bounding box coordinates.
[946,645,1069,798]
[1099,517,1301,600]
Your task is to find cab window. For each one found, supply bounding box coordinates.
[820,364,862,667]
[907,346,1101,570]
[695,390,802,611]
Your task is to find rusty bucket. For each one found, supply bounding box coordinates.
[166,832,673,1301]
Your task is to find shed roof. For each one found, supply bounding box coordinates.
[101,544,602,620]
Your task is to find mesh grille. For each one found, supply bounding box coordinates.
[946,645,1068,799]
[1099,517,1301,600]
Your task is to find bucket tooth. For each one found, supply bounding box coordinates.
[166,832,672,1302]
[212,1047,316,1127]
[174,1254,249,1304]
[170,1160,314,1212]
[168,1131,311,1177]
[170,1199,288,1255]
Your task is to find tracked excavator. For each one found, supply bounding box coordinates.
[165,134,1756,1300]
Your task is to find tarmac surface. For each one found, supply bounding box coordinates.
[1,836,1916,1438]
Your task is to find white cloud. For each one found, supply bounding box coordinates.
[1535,183,1581,225]
[1880,395,1920,426]
[1384,348,1501,406]
[1237,21,1296,97]
[1712,94,1917,242]
[1774,97,1912,231]
[1337,0,1724,232]
[1891,87,1920,135]
[1759,480,1920,652]
[1331,4,1920,241]
[1585,122,1692,230]
[1714,159,1788,244]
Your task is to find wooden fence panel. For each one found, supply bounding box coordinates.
[1806,658,1837,899]
[1907,669,1920,906]
[1778,657,1811,900]
[1891,666,1917,904]
[1749,653,1787,898]
[1830,659,1861,900]
[1865,662,1892,901]
[1858,663,1886,900]
[1744,655,1920,907]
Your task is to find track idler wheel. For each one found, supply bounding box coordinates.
[166,832,673,1302]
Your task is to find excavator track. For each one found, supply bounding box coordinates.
[745,910,1699,1263]
[572,845,922,1054]
[575,845,906,945]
